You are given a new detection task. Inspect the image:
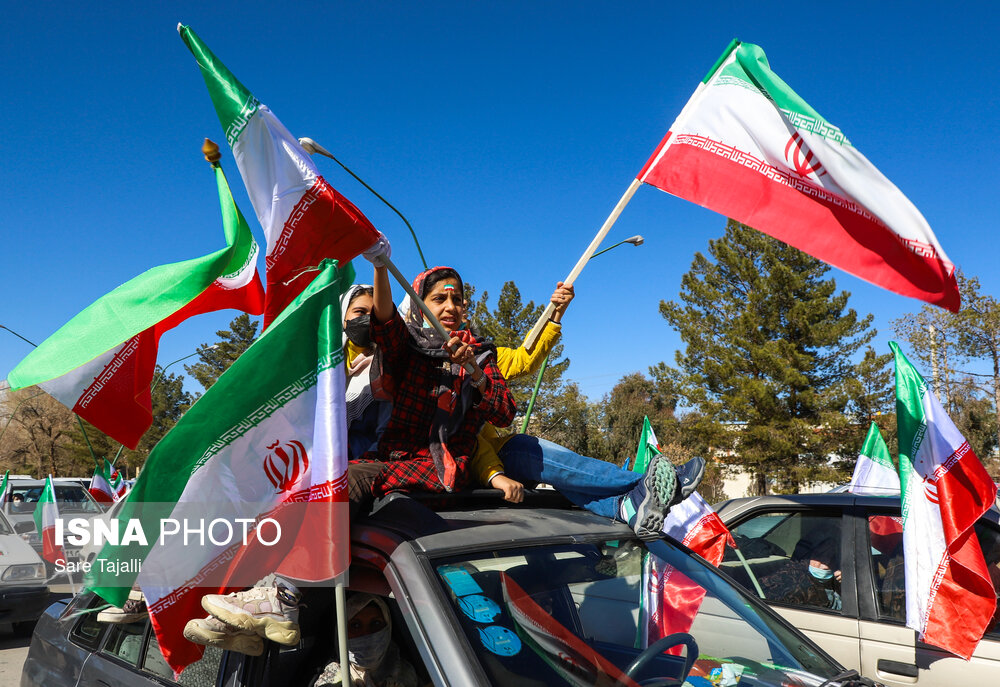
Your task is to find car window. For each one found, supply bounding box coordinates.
[143,631,223,687]
[101,619,146,666]
[722,511,844,613]
[70,600,109,651]
[866,514,905,621]
[432,537,841,686]
[975,520,1000,638]
[8,484,102,514]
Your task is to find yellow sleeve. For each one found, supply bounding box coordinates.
[471,425,507,486]
[495,321,562,381]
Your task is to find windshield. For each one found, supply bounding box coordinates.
[8,485,102,515]
[432,537,840,687]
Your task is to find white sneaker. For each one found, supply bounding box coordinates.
[183,615,264,656]
[200,584,301,646]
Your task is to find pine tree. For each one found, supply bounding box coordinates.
[185,314,260,390]
[660,220,876,494]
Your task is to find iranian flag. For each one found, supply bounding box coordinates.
[89,460,116,504]
[642,492,735,649]
[631,416,660,474]
[0,471,8,506]
[179,24,381,328]
[109,462,128,499]
[848,422,899,496]
[639,40,959,312]
[33,476,66,565]
[6,164,264,448]
[88,260,352,675]
[892,341,997,659]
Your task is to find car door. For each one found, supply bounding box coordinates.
[719,506,862,671]
[855,506,1000,687]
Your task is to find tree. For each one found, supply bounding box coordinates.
[953,275,1000,455]
[659,220,877,494]
[185,314,260,390]
[0,388,82,477]
[599,373,677,465]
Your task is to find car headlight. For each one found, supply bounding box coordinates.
[19,532,40,546]
[1,563,46,582]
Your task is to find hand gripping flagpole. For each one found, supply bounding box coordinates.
[377,256,476,374]
[522,178,642,351]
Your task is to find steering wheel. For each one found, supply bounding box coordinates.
[621,632,699,687]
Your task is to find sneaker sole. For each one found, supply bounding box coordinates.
[633,454,677,535]
[183,622,264,656]
[96,611,147,624]
[200,596,301,646]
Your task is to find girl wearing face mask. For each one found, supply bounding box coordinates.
[313,593,417,687]
[342,285,393,458]
[346,237,516,517]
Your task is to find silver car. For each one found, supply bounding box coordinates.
[22,492,876,686]
[715,493,1000,687]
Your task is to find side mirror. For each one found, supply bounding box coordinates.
[14,521,35,535]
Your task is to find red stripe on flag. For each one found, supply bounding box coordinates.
[263,176,379,328]
[40,527,65,565]
[641,139,960,311]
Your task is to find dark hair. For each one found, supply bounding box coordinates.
[347,286,374,307]
[421,268,463,299]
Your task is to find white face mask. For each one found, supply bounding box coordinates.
[348,626,391,670]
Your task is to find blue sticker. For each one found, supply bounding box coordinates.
[438,566,483,597]
[478,625,522,656]
[458,594,501,623]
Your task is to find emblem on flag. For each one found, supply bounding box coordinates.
[263,439,310,493]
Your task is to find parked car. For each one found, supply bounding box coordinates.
[22,491,876,686]
[0,506,49,635]
[715,493,1000,687]
[4,478,105,578]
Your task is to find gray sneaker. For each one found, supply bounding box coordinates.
[200,584,301,646]
[97,588,147,624]
[183,615,263,656]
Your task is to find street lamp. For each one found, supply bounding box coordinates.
[519,235,646,433]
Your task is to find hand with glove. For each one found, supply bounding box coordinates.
[363,233,391,265]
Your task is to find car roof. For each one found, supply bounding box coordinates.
[715,492,1000,526]
[351,490,636,567]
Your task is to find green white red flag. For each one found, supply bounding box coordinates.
[0,471,8,506]
[639,40,959,312]
[892,341,997,659]
[88,260,353,675]
[32,476,66,565]
[88,461,116,504]
[632,416,660,474]
[6,165,264,448]
[848,422,899,496]
[179,25,381,328]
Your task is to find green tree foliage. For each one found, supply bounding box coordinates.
[598,372,677,465]
[185,314,260,390]
[659,220,876,494]
[469,281,569,427]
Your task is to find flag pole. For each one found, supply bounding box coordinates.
[335,582,350,687]
[523,178,642,350]
[377,256,475,373]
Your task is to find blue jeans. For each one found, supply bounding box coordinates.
[497,435,642,519]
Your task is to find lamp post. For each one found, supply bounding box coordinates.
[519,235,645,433]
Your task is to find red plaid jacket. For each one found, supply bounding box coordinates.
[355,312,517,495]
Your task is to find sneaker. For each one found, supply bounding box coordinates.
[183,615,264,656]
[676,455,706,502]
[97,588,147,623]
[200,584,301,646]
[623,453,677,536]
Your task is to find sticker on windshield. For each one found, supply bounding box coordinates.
[458,594,501,623]
[438,565,483,597]
[478,625,521,656]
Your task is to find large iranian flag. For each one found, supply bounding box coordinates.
[88,260,352,675]
[179,25,380,328]
[6,165,264,448]
[848,422,899,496]
[639,40,959,312]
[33,476,66,565]
[892,341,997,659]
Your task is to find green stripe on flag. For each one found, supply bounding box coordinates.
[178,25,259,147]
[890,341,929,517]
[702,38,740,84]
[860,422,893,471]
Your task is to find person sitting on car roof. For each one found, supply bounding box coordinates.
[341,283,393,459]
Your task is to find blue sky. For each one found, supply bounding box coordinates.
[3,2,998,403]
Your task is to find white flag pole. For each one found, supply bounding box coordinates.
[336,582,350,687]
[377,256,475,373]
[523,178,642,350]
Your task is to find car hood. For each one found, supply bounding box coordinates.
[0,532,44,566]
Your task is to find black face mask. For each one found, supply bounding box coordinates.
[344,315,372,348]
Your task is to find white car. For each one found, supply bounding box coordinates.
[0,506,49,634]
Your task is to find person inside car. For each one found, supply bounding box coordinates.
[759,537,842,610]
[312,592,418,687]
